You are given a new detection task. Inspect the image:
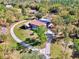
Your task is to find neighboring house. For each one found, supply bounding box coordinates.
[29,10,38,14]
[6,4,13,8]
[29,20,46,29]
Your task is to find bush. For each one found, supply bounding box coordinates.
[16,43,25,51]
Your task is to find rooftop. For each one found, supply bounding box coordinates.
[29,20,46,26]
[39,18,51,23]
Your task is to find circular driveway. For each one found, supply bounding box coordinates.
[10,20,52,59]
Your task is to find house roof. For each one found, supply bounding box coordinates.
[29,20,46,26]
[39,18,51,23]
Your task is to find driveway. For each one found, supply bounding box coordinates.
[40,29,53,59]
[10,20,53,59]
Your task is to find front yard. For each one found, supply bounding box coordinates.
[14,21,47,48]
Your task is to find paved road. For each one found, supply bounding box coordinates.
[40,42,51,59]
[10,20,53,59]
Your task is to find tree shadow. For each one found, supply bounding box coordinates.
[72,51,79,58]
[24,38,41,46]
[19,25,30,30]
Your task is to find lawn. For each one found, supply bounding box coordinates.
[50,42,63,59]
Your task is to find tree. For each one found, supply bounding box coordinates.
[0,4,6,19]
[33,26,47,43]
[53,17,64,25]
[38,1,50,14]
[16,43,25,51]
[24,38,41,46]
[5,10,14,23]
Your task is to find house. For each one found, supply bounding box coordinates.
[29,20,46,29]
[29,10,38,14]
